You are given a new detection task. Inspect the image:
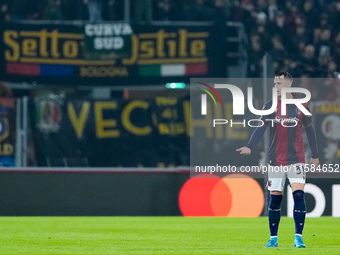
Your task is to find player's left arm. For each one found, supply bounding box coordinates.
[305,125,320,168]
[302,105,320,169]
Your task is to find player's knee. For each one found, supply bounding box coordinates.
[269,194,283,210]
[293,190,304,202]
[293,190,306,209]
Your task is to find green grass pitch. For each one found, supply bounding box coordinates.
[0,217,339,254]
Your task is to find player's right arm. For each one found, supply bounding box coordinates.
[236,125,267,155]
[236,100,273,155]
[236,146,251,155]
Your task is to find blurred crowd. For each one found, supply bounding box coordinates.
[0,0,124,22]
[1,0,340,99]
[229,0,340,100]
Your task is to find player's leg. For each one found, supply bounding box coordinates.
[268,190,283,239]
[291,182,306,248]
[264,173,285,248]
[289,163,307,248]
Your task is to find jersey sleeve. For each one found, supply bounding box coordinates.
[301,105,313,128]
[246,125,267,150]
[305,125,319,158]
[246,100,274,149]
[301,105,318,158]
[259,100,276,127]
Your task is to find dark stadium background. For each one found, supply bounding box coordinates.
[0,0,339,218]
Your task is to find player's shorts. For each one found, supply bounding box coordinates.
[267,163,306,191]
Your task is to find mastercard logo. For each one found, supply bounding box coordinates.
[179,173,264,217]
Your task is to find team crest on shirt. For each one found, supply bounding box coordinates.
[267,179,272,187]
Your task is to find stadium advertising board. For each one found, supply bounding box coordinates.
[0,170,338,216]
[0,23,219,85]
[179,174,340,217]
[0,98,16,166]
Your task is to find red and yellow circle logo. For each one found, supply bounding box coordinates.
[179,173,264,217]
